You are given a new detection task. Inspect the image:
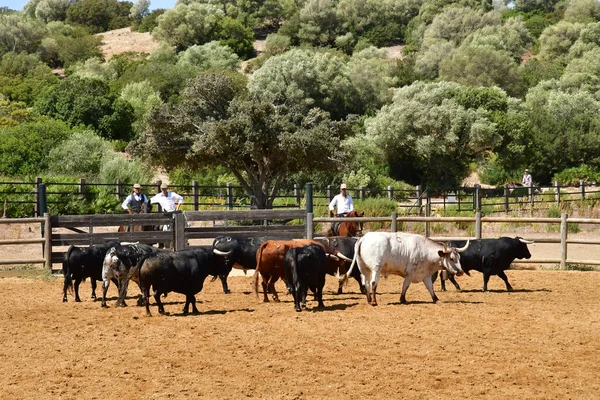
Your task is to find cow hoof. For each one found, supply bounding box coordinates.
[224,290,231,294]
[101,304,108,308]
[273,298,280,303]
[295,308,302,312]
[62,298,67,303]
[370,302,378,307]
[507,287,514,292]
[75,298,82,303]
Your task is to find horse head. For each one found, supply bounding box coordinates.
[340,210,364,237]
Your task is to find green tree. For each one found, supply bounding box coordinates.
[177,41,240,71]
[0,117,72,175]
[46,130,111,176]
[563,0,600,24]
[439,45,523,97]
[38,21,103,67]
[216,16,255,59]
[152,3,224,51]
[363,81,503,186]
[119,80,163,136]
[66,0,132,33]
[537,20,584,64]
[0,13,47,57]
[130,72,355,208]
[34,0,72,22]
[34,76,135,141]
[0,51,58,105]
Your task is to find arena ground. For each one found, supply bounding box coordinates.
[0,268,598,399]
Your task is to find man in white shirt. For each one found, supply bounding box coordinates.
[150,183,184,213]
[522,169,532,187]
[121,183,149,214]
[329,183,354,217]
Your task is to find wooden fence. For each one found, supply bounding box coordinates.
[1,211,599,271]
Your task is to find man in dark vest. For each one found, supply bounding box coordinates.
[121,183,149,214]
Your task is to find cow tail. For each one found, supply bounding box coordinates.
[64,245,75,294]
[343,238,362,285]
[252,244,265,299]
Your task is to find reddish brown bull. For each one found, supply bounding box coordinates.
[252,240,351,303]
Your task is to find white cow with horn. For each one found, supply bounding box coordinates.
[342,232,469,306]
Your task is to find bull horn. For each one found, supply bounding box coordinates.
[456,240,470,253]
[519,238,535,244]
[213,249,232,256]
[336,252,352,262]
[327,253,340,262]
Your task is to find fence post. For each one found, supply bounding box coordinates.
[473,184,481,211]
[580,180,585,200]
[294,184,301,207]
[44,212,52,270]
[305,183,313,214]
[79,178,86,197]
[560,213,568,269]
[359,185,365,200]
[475,211,482,239]
[38,183,47,216]
[155,180,162,193]
[192,180,199,211]
[227,182,233,210]
[387,185,394,201]
[416,185,422,215]
[173,213,186,251]
[306,212,313,239]
[504,184,509,213]
[116,179,123,201]
[425,195,430,238]
[457,188,461,212]
[391,212,397,233]
[555,180,560,204]
[34,177,42,217]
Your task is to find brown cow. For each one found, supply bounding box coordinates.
[252,239,351,303]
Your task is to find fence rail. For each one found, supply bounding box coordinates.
[2,179,600,218]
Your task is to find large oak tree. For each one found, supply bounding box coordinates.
[130,72,355,209]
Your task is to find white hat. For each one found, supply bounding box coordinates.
[340,183,347,189]
[160,183,168,189]
[133,183,141,189]
[524,169,529,173]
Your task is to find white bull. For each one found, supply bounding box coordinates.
[343,232,469,306]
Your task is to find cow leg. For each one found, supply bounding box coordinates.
[448,274,461,291]
[360,269,372,304]
[101,279,110,308]
[337,281,344,294]
[269,279,280,302]
[423,276,439,303]
[154,292,165,314]
[74,278,82,302]
[400,277,412,304]
[63,278,69,302]
[90,279,97,299]
[219,272,231,294]
[369,270,380,306]
[260,274,270,303]
[497,271,513,291]
[315,285,324,309]
[141,283,152,317]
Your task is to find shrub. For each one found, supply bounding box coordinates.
[553,165,600,186]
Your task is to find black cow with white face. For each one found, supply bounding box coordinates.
[284,244,327,312]
[212,236,275,293]
[313,236,365,294]
[62,240,121,302]
[432,237,534,292]
[101,243,162,308]
[138,247,230,316]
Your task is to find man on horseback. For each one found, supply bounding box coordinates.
[329,183,354,217]
[121,183,149,215]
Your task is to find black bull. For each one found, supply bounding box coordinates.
[62,241,120,302]
[432,237,534,292]
[285,244,327,312]
[138,247,229,316]
[313,236,365,294]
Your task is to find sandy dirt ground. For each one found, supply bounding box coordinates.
[0,269,599,400]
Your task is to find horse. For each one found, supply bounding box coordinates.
[118,202,154,233]
[322,210,364,237]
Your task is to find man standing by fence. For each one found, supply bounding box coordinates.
[150,183,184,248]
[121,183,149,214]
[522,169,533,200]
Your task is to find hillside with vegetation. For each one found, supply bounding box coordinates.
[2,0,600,211]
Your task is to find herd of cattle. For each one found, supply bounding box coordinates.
[61,232,534,315]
